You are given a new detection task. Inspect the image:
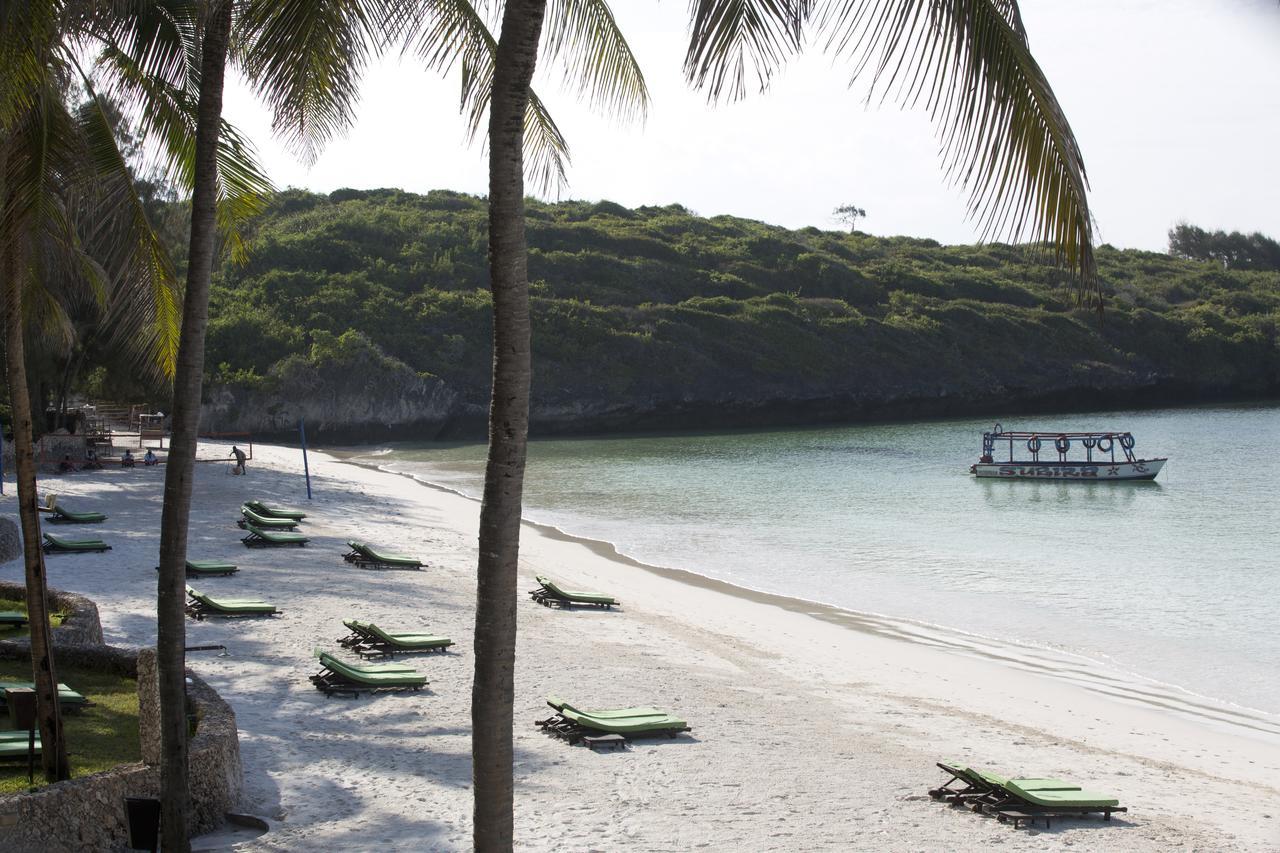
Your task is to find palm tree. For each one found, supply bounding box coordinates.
[0,18,189,780]
[393,4,645,847]
[463,0,1096,847]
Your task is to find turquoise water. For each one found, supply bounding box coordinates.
[356,403,1280,716]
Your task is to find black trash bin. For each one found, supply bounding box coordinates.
[124,797,161,852]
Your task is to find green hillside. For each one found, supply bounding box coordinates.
[201,188,1279,438]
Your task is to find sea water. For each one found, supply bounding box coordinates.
[355,403,1280,718]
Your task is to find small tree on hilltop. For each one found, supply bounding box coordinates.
[834,204,866,233]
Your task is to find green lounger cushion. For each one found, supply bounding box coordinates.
[1004,779,1119,808]
[317,652,426,687]
[547,696,666,719]
[52,507,107,523]
[43,533,109,551]
[0,681,88,706]
[312,650,417,674]
[186,560,238,575]
[0,612,29,627]
[560,707,688,734]
[244,525,308,544]
[246,500,306,520]
[536,576,618,605]
[240,506,298,528]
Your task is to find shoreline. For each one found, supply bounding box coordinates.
[350,455,1280,741]
[3,441,1278,849]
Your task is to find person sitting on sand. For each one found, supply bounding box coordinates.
[144,448,158,466]
[58,454,76,474]
[121,449,135,468]
[229,445,247,475]
[82,448,102,470]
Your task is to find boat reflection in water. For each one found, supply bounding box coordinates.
[969,424,1167,481]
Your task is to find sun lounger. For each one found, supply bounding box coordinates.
[0,731,41,760]
[155,561,240,577]
[185,586,279,620]
[929,763,1126,828]
[244,500,306,520]
[529,575,619,609]
[343,541,425,571]
[309,649,428,697]
[0,612,29,629]
[186,560,239,576]
[0,681,90,709]
[240,524,308,548]
[336,619,452,658]
[42,533,111,554]
[47,505,107,524]
[536,697,689,746]
[237,506,299,530]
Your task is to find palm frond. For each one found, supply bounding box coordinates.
[75,85,182,376]
[683,0,815,103]
[403,0,571,194]
[238,0,389,164]
[542,0,648,122]
[0,0,61,129]
[817,0,1096,303]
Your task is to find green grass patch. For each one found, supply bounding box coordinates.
[0,659,140,794]
[0,598,66,643]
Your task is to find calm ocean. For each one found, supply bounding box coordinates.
[354,403,1280,718]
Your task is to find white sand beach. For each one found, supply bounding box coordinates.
[4,442,1279,851]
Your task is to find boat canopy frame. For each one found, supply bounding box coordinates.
[981,424,1139,464]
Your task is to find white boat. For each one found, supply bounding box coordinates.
[969,424,1167,481]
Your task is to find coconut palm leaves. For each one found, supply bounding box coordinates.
[397,0,647,192]
[685,0,1097,305]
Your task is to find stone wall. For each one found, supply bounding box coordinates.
[0,581,104,649]
[0,621,242,850]
[0,518,18,565]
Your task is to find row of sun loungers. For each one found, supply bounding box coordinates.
[929,762,1126,829]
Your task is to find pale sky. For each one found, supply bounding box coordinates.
[222,0,1280,252]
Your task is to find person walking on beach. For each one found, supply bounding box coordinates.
[230,445,247,475]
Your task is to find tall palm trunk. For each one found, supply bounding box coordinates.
[156,2,232,849]
[473,2,546,849]
[1,209,70,782]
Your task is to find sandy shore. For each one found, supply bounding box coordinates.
[3,442,1278,851]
